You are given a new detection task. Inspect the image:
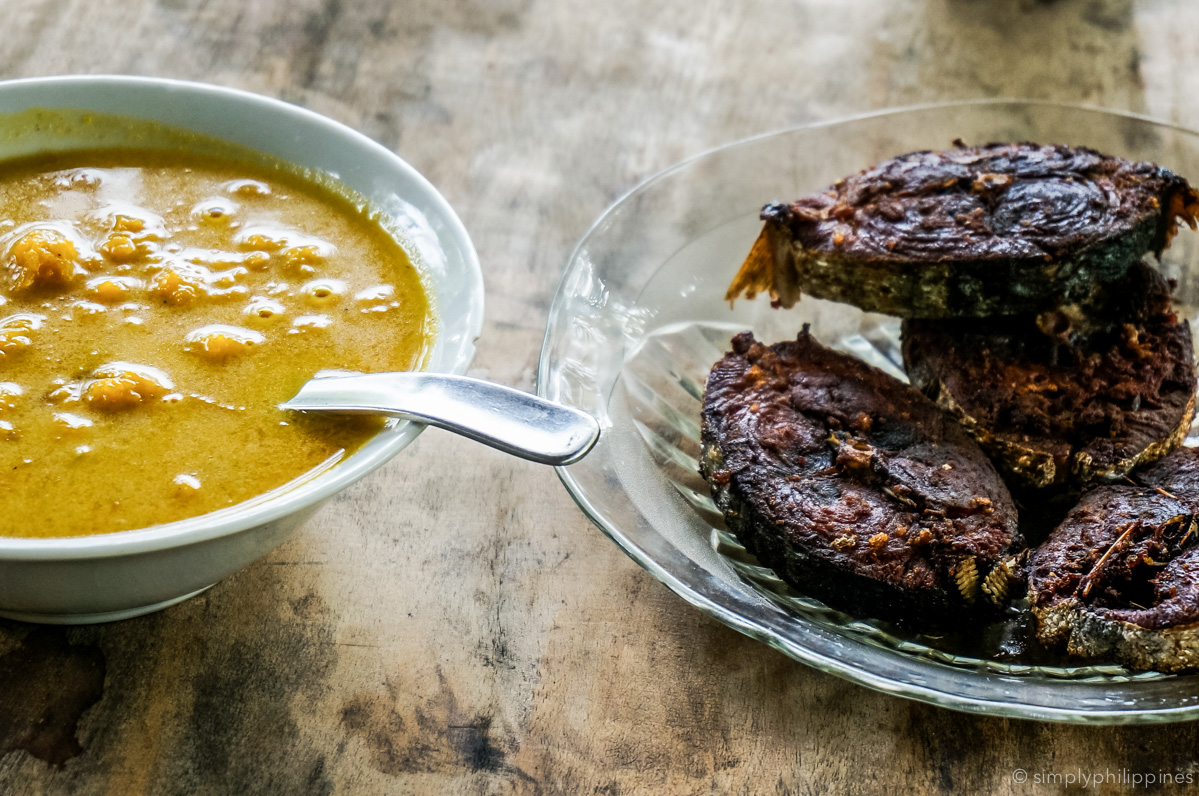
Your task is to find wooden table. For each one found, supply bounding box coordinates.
[3,1,1199,793]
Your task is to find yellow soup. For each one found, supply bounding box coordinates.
[0,149,434,537]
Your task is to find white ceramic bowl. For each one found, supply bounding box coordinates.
[0,76,484,623]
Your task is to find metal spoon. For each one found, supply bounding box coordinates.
[281,372,600,465]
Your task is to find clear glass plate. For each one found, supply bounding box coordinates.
[537,100,1199,723]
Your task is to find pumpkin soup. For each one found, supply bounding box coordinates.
[0,149,433,537]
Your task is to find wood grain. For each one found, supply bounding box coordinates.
[3,0,1199,793]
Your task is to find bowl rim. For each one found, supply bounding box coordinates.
[538,98,1199,723]
[0,74,484,559]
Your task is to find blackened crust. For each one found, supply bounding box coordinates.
[700,329,1024,628]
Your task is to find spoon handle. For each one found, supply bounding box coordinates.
[282,372,600,465]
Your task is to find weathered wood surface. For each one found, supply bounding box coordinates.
[3,0,1199,793]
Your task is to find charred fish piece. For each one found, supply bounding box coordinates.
[727,142,1199,318]
[700,329,1025,628]
[901,262,1197,491]
[1028,449,1199,672]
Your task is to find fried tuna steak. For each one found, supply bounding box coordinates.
[700,329,1025,627]
[727,142,1199,318]
[901,263,1197,491]
[1029,447,1199,672]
